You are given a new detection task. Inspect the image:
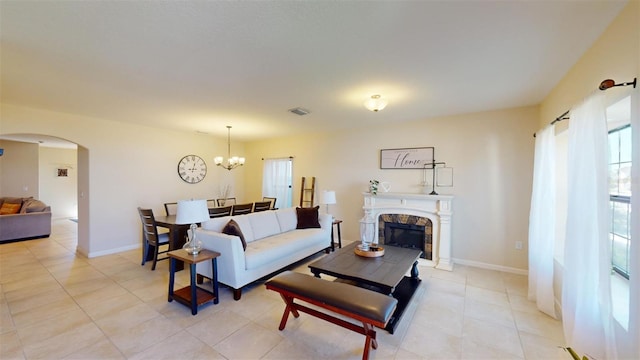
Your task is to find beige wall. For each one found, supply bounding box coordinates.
[0,103,244,257]
[540,1,639,129]
[245,105,539,272]
[39,147,78,219]
[0,140,39,197]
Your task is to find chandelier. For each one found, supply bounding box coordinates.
[214,126,245,170]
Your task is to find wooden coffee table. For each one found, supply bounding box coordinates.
[308,242,422,333]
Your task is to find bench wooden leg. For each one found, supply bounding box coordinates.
[266,283,392,360]
[362,323,377,360]
[277,294,300,330]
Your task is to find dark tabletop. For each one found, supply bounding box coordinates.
[308,242,422,292]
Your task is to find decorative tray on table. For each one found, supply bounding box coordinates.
[354,244,385,258]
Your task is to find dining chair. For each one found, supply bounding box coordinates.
[206,199,217,209]
[164,202,178,216]
[231,203,253,215]
[217,198,236,207]
[262,196,277,210]
[138,207,170,270]
[209,205,232,218]
[253,201,272,212]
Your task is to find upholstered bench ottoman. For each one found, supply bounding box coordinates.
[266,271,398,360]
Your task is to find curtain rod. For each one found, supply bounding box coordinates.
[261,156,294,160]
[533,77,637,138]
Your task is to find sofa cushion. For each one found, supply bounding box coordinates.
[249,211,281,240]
[202,217,230,232]
[0,197,20,208]
[230,215,255,243]
[201,214,255,242]
[20,198,47,214]
[276,207,297,233]
[296,206,321,229]
[245,229,325,270]
[0,202,22,215]
[2,197,23,205]
[222,219,247,251]
[18,197,33,214]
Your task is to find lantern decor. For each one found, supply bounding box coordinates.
[356,212,385,257]
[359,213,376,251]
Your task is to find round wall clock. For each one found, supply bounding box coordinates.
[177,155,207,184]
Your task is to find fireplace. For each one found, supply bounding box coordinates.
[379,214,432,260]
[363,192,453,270]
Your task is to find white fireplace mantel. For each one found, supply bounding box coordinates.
[362,192,454,271]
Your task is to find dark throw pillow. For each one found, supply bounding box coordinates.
[222,219,247,251]
[296,206,321,229]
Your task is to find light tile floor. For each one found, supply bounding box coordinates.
[1,219,567,359]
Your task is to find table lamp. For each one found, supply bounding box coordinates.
[176,199,210,254]
[321,190,336,217]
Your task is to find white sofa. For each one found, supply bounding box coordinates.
[195,207,332,300]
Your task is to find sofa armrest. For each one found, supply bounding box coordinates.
[318,213,332,233]
[195,228,246,287]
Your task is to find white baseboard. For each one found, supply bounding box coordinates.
[453,258,528,275]
[85,244,139,258]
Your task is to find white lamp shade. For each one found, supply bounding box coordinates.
[321,190,336,205]
[175,199,210,224]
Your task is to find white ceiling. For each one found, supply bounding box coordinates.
[0,1,628,142]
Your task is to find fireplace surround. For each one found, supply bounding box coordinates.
[363,192,453,270]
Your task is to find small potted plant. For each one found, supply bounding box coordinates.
[369,180,379,195]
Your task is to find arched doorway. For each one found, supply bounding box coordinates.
[0,133,90,255]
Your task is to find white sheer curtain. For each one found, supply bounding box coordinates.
[563,92,617,359]
[628,88,639,358]
[528,125,557,318]
[262,158,292,208]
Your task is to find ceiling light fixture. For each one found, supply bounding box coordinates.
[364,94,388,112]
[214,126,245,171]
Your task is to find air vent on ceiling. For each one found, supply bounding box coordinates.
[288,107,310,116]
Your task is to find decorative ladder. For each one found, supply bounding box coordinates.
[299,176,316,208]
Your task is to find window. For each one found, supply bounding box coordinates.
[608,124,632,279]
[606,96,631,330]
[262,158,293,208]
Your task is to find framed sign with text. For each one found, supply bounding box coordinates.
[380,147,434,169]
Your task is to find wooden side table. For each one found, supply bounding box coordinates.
[331,219,343,251]
[167,249,220,315]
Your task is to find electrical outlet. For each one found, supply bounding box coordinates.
[515,241,523,250]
